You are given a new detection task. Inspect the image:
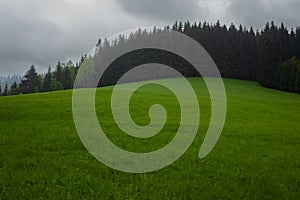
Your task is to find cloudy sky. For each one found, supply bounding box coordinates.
[0,0,299,75]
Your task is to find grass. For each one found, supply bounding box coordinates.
[0,78,299,199]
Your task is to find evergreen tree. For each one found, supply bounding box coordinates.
[20,65,41,94]
[3,83,8,96]
[55,61,65,87]
[68,62,76,89]
[279,57,300,92]
[296,28,300,59]
[178,21,183,32]
[43,67,52,92]
[257,22,282,88]
[9,82,19,95]
[96,39,102,48]
[296,67,300,94]
[172,21,178,31]
[0,85,2,96]
[63,65,71,89]
[50,76,63,91]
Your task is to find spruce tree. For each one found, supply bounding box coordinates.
[296,68,300,94]
[50,76,63,91]
[43,67,52,92]
[296,28,300,59]
[9,82,19,95]
[3,83,8,96]
[63,65,71,89]
[55,61,65,88]
[172,21,178,31]
[178,21,183,32]
[20,65,40,94]
[257,22,282,88]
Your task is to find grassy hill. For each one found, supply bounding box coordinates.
[0,78,299,199]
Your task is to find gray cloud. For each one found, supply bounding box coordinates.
[115,0,207,22]
[226,0,300,29]
[0,0,147,75]
[0,4,62,74]
[0,0,299,75]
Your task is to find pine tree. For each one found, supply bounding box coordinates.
[3,83,8,96]
[279,57,300,92]
[9,82,19,95]
[69,64,76,89]
[0,85,2,96]
[63,65,71,89]
[20,65,41,94]
[257,22,282,88]
[50,75,63,91]
[172,21,178,31]
[43,67,52,92]
[96,39,102,48]
[178,21,183,32]
[296,28,300,59]
[296,67,300,94]
[55,61,65,88]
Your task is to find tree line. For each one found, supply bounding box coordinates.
[93,20,300,93]
[0,56,86,96]
[183,21,300,93]
[1,20,299,97]
[173,21,300,89]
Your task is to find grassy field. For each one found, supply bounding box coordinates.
[0,78,299,199]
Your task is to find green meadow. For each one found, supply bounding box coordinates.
[0,78,299,199]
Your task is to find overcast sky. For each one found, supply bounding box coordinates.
[0,0,299,75]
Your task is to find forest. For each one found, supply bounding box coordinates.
[0,20,299,96]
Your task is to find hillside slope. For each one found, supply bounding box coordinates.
[0,78,299,199]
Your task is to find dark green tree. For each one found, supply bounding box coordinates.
[9,82,19,95]
[172,21,178,31]
[279,57,300,92]
[50,76,63,91]
[257,22,282,88]
[296,67,300,94]
[20,65,41,94]
[3,83,8,96]
[55,61,65,87]
[178,21,183,32]
[43,67,52,92]
[296,28,300,59]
